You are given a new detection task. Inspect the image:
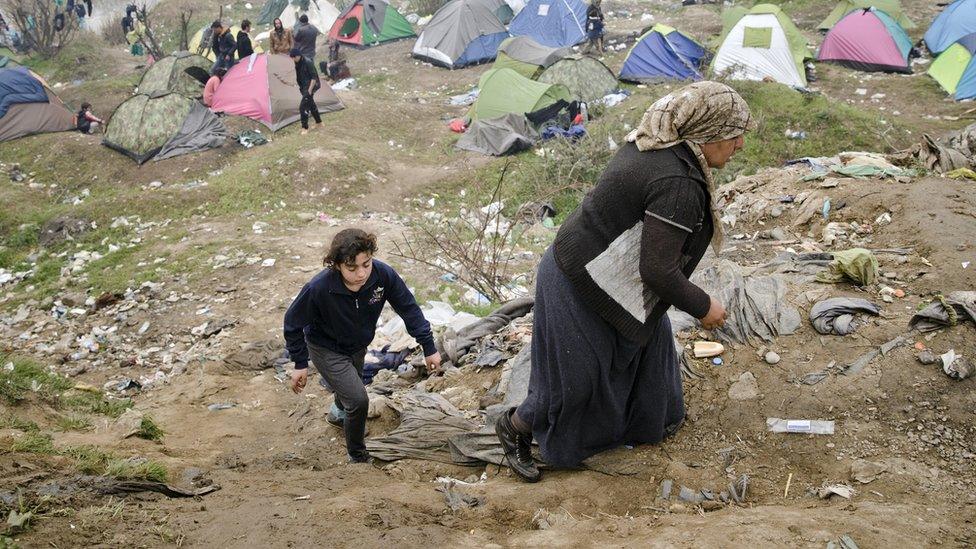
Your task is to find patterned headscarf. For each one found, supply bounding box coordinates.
[625,81,754,253]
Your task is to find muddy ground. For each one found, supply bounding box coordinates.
[3,0,976,546]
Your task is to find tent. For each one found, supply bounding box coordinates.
[328,0,415,47]
[470,67,571,120]
[412,0,512,69]
[492,35,571,78]
[817,8,912,73]
[537,56,616,102]
[508,0,587,48]
[619,24,709,82]
[258,0,289,24]
[103,92,227,164]
[210,53,344,131]
[818,0,915,30]
[928,33,976,99]
[190,24,265,60]
[456,112,538,155]
[925,0,976,55]
[280,0,340,34]
[712,4,809,87]
[137,51,211,97]
[0,67,75,142]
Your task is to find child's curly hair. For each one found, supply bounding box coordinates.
[323,228,377,269]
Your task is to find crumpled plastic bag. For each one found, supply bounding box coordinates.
[809,297,880,335]
[946,167,976,181]
[815,248,878,286]
[235,129,268,148]
[909,291,976,332]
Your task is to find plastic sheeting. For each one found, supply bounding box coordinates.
[809,297,880,335]
[437,297,534,364]
[155,102,228,161]
[365,391,479,464]
[669,260,801,345]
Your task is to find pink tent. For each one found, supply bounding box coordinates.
[817,8,912,73]
[210,53,344,131]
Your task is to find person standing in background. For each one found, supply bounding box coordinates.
[237,19,254,58]
[292,14,320,62]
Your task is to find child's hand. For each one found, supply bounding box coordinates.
[425,352,442,374]
[290,369,308,393]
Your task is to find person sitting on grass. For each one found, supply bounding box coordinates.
[76,102,105,134]
[284,229,442,464]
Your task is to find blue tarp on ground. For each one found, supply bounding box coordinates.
[0,66,48,119]
[619,26,708,82]
[925,0,976,54]
[509,0,587,48]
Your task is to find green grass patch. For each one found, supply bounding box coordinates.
[60,393,132,419]
[60,446,168,482]
[10,432,55,454]
[135,415,164,441]
[0,415,40,433]
[55,414,93,432]
[0,357,74,404]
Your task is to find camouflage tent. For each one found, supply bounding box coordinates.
[138,52,211,97]
[103,92,228,164]
[536,55,617,102]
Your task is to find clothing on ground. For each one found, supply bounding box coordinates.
[626,80,754,253]
[309,342,369,458]
[809,297,881,335]
[283,259,436,369]
[815,248,879,286]
[515,248,685,467]
[909,291,976,332]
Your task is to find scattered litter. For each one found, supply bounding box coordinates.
[827,535,860,549]
[909,291,976,332]
[767,418,835,435]
[332,78,357,91]
[437,479,484,511]
[818,483,855,500]
[207,403,236,411]
[294,495,310,501]
[448,88,479,106]
[712,357,724,366]
[815,249,879,286]
[693,341,724,358]
[940,349,973,380]
[809,298,881,335]
[235,130,267,148]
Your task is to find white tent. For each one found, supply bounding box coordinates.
[712,12,804,87]
[280,0,340,32]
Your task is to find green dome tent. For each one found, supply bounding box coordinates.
[492,35,571,78]
[470,68,571,120]
[103,92,228,164]
[537,55,617,102]
[818,0,915,30]
[137,52,211,97]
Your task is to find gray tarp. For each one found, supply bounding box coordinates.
[365,392,479,464]
[154,102,228,161]
[499,35,571,67]
[809,297,880,335]
[456,113,539,156]
[669,260,801,345]
[438,297,534,363]
[258,0,289,24]
[909,291,976,332]
[414,0,508,65]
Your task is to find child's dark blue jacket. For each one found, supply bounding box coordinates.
[283,260,435,369]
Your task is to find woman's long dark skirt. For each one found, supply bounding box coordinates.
[515,248,685,468]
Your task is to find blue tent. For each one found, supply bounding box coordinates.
[0,66,48,118]
[619,24,709,82]
[925,0,976,54]
[509,0,587,48]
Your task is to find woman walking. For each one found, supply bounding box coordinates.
[496,81,753,482]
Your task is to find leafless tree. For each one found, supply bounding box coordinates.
[132,3,164,59]
[392,164,527,303]
[1,0,79,57]
[177,7,194,51]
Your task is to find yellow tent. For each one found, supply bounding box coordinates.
[189,25,264,61]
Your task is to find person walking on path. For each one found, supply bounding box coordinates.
[495,81,753,482]
[269,17,294,54]
[236,19,254,59]
[290,47,322,134]
[284,229,442,463]
[292,14,320,62]
[585,0,605,53]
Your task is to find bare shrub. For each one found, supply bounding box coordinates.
[1,0,79,57]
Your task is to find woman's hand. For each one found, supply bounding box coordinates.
[699,296,727,330]
[425,352,442,374]
[290,369,308,394]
